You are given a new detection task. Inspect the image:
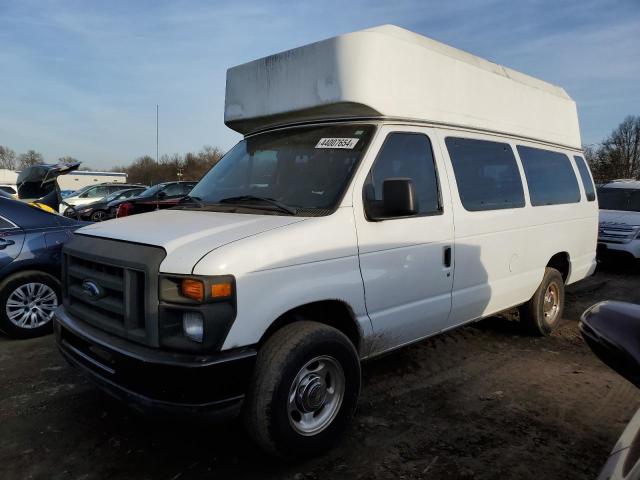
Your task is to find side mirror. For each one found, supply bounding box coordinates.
[157,191,167,199]
[580,301,640,388]
[366,178,418,220]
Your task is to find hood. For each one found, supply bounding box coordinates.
[599,209,640,226]
[76,209,307,274]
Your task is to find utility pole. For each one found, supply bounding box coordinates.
[156,104,159,165]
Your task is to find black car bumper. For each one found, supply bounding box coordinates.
[54,306,256,416]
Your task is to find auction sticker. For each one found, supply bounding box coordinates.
[315,138,359,149]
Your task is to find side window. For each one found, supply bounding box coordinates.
[517,146,581,206]
[182,183,196,194]
[364,132,440,217]
[162,183,183,197]
[0,216,16,229]
[445,137,525,211]
[574,155,596,202]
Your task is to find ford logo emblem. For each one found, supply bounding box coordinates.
[81,279,103,299]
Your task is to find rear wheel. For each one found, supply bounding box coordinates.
[244,321,361,458]
[90,210,107,221]
[519,267,564,336]
[0,271,60,338]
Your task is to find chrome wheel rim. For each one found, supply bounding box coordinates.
[543,282,560,324]
[6,282,58,329]
[287,355,345,436]
[92,211,106,221]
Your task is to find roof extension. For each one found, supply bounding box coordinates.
[225,25,581,149]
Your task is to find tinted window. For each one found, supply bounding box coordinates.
[445,137,524,211]
[0,186,16,194]
[517,146,581,206]
[0,216,15,229]
[365,133,440,216]
[573,156,596,201]
[181,182,197,194]
[162,183,183,197]
[597,188,640,212]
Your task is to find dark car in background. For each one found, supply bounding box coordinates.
[65,186,146,221]
[0,197,82,338]
[112,181,197,218]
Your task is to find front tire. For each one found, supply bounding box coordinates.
[90,210,107,222]
[519,267,564,336]
[0,271,60,339]
[244,321,361,458]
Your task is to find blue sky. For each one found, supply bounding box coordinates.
[0,0,638,169]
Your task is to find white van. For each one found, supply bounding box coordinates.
[54,25,598,457]
[597,180,640,260]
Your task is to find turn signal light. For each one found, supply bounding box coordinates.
[181,279,205,302]
[211,282,232,298]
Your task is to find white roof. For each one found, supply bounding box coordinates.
[225,25,581,149]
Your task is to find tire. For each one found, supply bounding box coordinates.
[90,210,107,222]
[519,267,564,336]
[244,321,361,458]
[0,271,61,339]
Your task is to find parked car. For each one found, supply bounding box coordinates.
[65,187,147,221]
[597,179,640,262]
[112,181,197,218]
[580,301,640,479]
[59,183,144,215]
[0,184,17,198]
[54,25,597,458]
[0,197,82,338]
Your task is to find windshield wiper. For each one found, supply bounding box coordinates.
[178,195,205,207]
[218,195,297,215]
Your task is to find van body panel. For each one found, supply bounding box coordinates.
[190,208,372,352]
[350,125,455,354]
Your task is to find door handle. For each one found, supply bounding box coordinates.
[0,238,15,250]
[443,245,452,268]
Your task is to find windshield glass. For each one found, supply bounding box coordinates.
[188,124,376,214]
[597,187,640,212]
[137,184,164,198]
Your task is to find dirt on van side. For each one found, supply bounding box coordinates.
[1,262,640,480]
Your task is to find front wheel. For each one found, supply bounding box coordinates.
[519,267,565,336]
[0,271,60,338]
[90,210,107,222]
[244,321,361,458]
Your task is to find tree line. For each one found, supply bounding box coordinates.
[585,115,640,183]
[0,144,224,186]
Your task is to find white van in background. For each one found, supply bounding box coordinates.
[597,179,640,260]
[54,25,598,458]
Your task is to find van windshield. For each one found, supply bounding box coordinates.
[597,187,640,212]
[187,124,376,215]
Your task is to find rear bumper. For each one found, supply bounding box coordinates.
[54,306,256,416]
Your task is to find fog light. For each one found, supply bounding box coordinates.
[183,312,204,342]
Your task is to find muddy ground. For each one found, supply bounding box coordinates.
[2,263,640,480]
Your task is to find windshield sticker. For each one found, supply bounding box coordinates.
[315,138,359,149]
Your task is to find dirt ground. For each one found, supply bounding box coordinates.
[2,263,640,480]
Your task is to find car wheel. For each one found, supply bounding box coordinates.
[90,210,107,222]
[244,321,361,458]
[0,271,60,339]
[519,267,564,336]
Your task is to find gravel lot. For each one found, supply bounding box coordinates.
[2,263,640,480]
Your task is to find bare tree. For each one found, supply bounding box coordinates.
[18,150,44,168]
[588,116,640,182]
[58,156,79,164]
[0,146,17,170]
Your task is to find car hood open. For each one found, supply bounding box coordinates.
[76,209,307,274]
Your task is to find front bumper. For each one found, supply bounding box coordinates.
[597,239,640,259]
[54,306,256,416]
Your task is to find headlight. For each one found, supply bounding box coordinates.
[182,312,204,342]
[159,274,235,304]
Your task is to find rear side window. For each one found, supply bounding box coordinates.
[517,146,581,206]
[365,133,440,216]
[445,137,525,211]
[0,216,16,229]
[573,156,596,201]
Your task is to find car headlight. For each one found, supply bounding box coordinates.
[160,275,234,304]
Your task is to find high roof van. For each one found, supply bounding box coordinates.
[54,25,598,457]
